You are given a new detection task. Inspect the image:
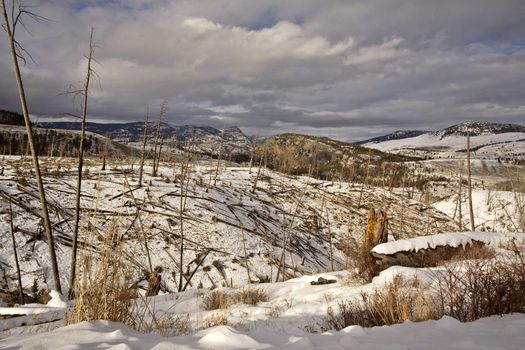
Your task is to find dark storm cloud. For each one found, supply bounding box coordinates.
[1,0,524,140]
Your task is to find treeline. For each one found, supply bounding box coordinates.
[0,109,26,126]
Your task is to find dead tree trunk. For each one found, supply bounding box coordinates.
[101,133,109,171]
[138,107,149,187]
[9,198,24,304]
[467,131,475,231]
[68,27,94,299]
[2,1,61,292]
[251,147,265,194]
[213,131,224,187]
[154,136,164,175]
[364,209,388,250]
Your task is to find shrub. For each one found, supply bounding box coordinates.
[326,275,437,330]
[326,243,525,330]
[341,236,380,282]
[432,249,525,322]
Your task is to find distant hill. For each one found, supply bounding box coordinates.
[360,122,525,162]
[258,133,419,186]
[356,130,429,144]
[39,121,253,157]
[433,122,525,138]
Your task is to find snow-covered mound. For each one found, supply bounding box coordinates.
[372,231,525,255]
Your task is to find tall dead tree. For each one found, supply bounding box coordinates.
[68,27,95,299]
[178,150,195,291]
[467,130,475,231]
[2,0,61,292]
[152,102,167,177]
[138,106,149,187]
[213,130,225,187]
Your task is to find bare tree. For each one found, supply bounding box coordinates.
[138,106,149,187]
[467,130,475,231]
[1,0,61,292]
[68,27,95,298]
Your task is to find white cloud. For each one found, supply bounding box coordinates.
[0,0,524,141]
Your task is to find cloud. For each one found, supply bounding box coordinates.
[0,0,524,141]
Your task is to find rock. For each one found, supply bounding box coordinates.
[310,277,337,285]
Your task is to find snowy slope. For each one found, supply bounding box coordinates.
[0,156,458,296]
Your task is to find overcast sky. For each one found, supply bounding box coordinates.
[1,0,524,141]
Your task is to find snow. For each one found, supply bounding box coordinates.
[372,231,525,255]
[0,290,66,316]
[197,326,267,349]
[433,190,524,232]
[2,314,525,349]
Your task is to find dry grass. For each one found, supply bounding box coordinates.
[201,290,230,311]
[201,287,268,311]
[231,287,268,306]
[66,217,137,325]
[203,312,229,327]
[154,313,191,337]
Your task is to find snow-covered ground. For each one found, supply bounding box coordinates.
[3,314,525,350]
[1,260,524,349]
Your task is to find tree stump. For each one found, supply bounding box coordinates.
[364,209,388,250]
